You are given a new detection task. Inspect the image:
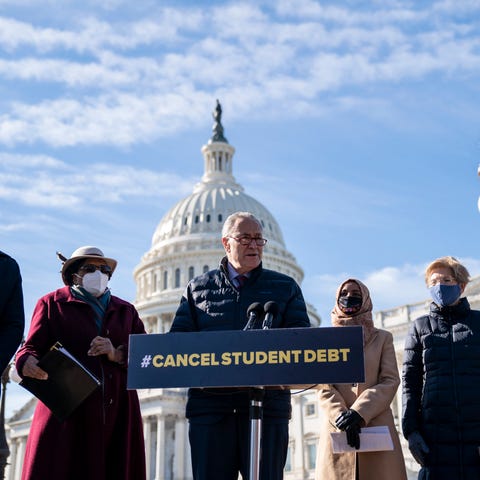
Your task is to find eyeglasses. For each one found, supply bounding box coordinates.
[228,236,268,246]
[79,264,112,275]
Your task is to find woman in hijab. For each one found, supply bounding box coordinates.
[315,278,407,480]
[15,246,146,480]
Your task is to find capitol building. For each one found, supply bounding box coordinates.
[5,102,480,480]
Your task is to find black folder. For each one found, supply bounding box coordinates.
[20,342,101,422]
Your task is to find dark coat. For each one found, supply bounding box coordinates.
[0,251,25,373]
[402,297,480,480]
[16,286,146,480]
[170,257,311,419]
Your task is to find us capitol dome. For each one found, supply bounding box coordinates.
[133,100,321,331]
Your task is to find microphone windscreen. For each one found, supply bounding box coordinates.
[247,302,263,315]
[264,301,279,315]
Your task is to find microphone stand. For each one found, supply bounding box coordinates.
[247,301,277,479]
[248,317,270,480]
[248,386,264,480]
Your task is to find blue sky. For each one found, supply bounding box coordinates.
[1,0,480,415]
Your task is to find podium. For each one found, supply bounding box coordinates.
[128,326,364,479]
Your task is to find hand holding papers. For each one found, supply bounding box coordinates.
[20,342,101,422]
[330,426,394,453]
[335,409,363,449]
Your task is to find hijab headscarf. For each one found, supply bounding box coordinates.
[331,278,375,344]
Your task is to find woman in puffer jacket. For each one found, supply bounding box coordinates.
[402,256,480,480]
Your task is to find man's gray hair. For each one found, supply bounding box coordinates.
[222,212,263,237]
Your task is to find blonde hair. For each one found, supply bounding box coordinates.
[424,256,470,286]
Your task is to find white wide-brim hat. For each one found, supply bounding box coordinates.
[60,246,117,285]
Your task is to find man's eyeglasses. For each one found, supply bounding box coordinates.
[79,264,113,275]
[228,236,268,246]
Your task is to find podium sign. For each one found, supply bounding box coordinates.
[127,326,364,389]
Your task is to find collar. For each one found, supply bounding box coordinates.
[226,261,250,281]
[430,296,471,319]
[220,256,263,280]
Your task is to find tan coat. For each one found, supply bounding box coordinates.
[315,328,407,480]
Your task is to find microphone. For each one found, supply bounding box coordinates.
[262,301,279,329]
[244,302,264,331]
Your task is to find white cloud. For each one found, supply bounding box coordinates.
[0,152,195,208]
[0,2,478,147]
[434,0,480,14]
[463,257,480,278]
[0,91,213,146]
[363,264,427,310]
[275,0,430,24]
[0,57,140,88]
[0,152,67,168]
[0,10,205,53]
[0,221,31,232]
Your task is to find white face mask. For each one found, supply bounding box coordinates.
[81,270,109,297]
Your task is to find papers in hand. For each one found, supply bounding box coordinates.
[20,342,101,422]
[330,426,394,453]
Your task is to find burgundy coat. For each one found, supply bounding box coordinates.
[16,286,146,480]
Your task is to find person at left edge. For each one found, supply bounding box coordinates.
[15,246,146,480]
[170,211,311,480]
[0,250,25,373]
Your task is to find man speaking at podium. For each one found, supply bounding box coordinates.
[170,211,311,480]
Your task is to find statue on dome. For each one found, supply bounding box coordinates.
[211,99,228,143]
[213,99,222,123]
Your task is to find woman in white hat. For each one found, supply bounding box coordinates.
[15,246,146,480]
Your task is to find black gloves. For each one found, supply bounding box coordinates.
[335,409,363,430]
[345,423,361,449]
[335,409,364,449]
[407,431,429,466]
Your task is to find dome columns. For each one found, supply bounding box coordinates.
[201,142,236,185]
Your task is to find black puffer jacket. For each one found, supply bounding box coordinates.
[402,297,480,480]
[0,251,25,372]
[170,257,311,419]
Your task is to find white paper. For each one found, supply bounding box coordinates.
[330,426,394,453]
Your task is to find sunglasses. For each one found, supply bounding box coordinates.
[79,264,112,275]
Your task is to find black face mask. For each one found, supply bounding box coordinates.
[338,295,362,313]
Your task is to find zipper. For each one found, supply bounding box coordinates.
[448,315,464,478]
